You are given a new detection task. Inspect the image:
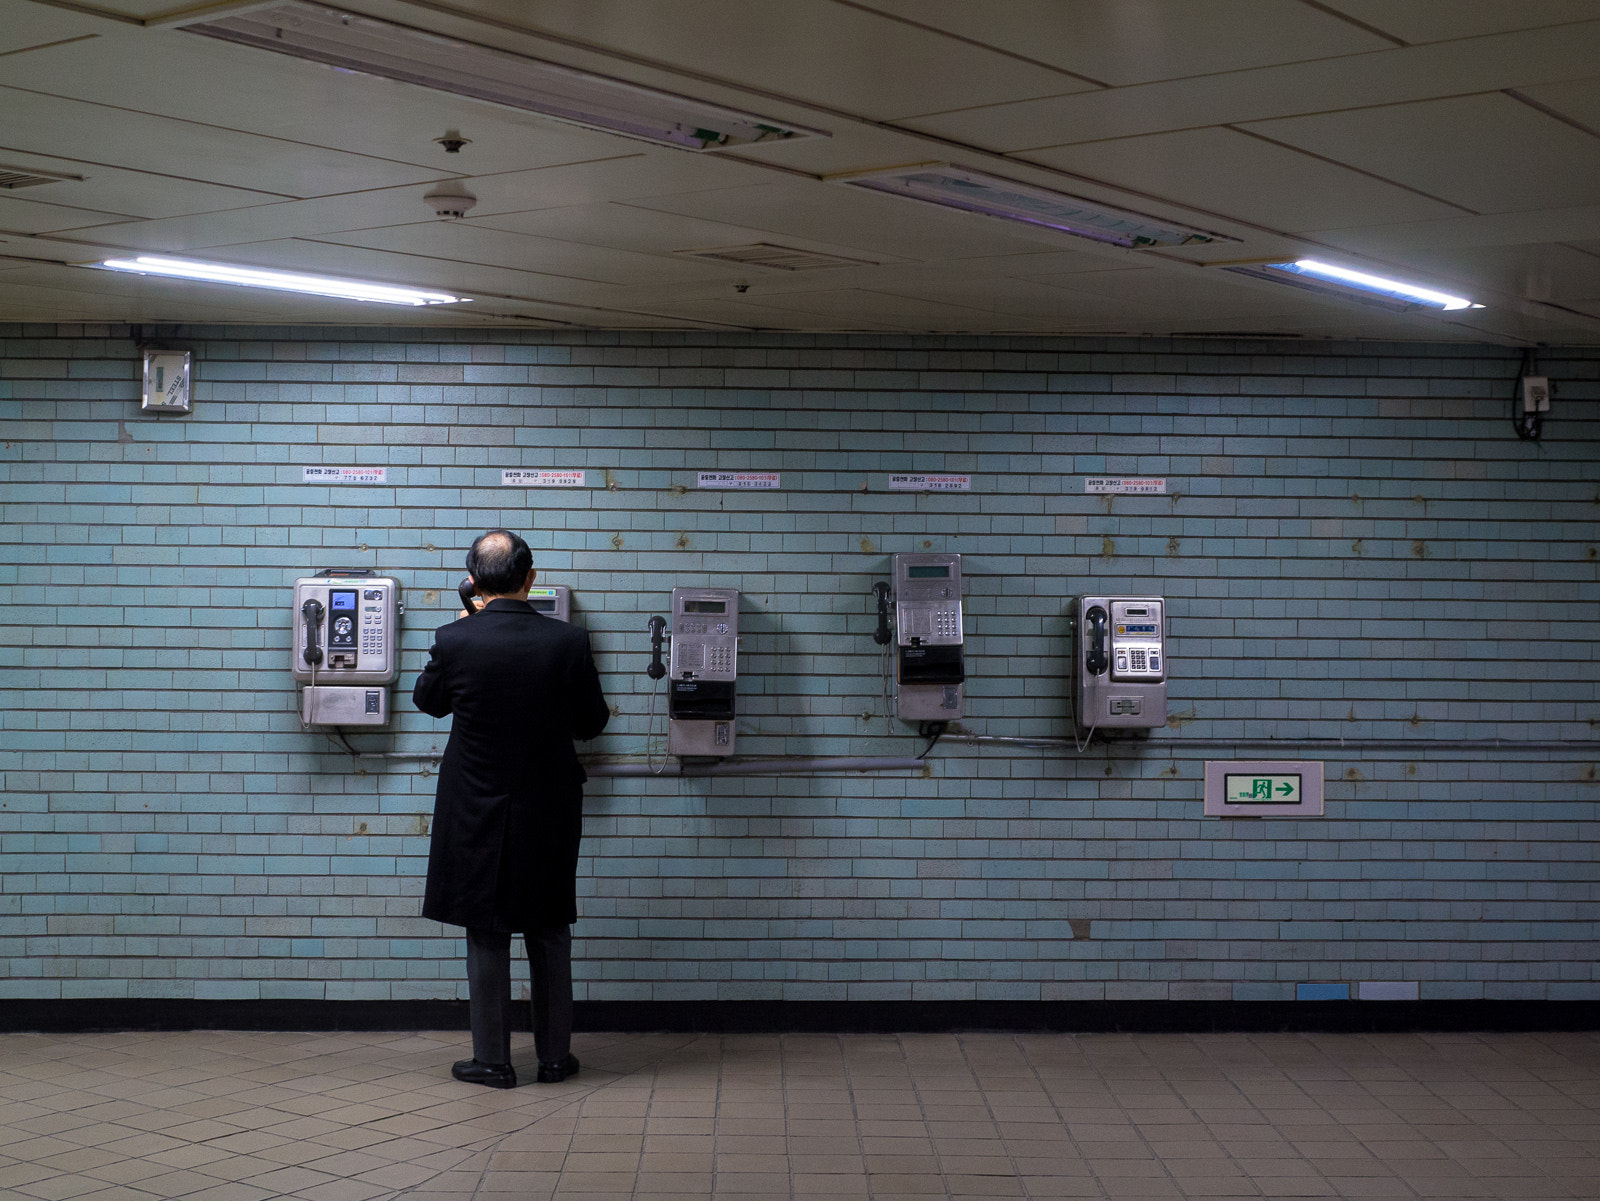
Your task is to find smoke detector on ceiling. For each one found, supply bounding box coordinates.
[424,180,477,219]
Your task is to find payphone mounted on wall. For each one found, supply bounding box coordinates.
[292,570,402,726]
[1073,595,1167,732]
[892,552,964,722]
[667,587,739,757]
[527,585,571,622]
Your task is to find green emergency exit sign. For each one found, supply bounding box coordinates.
[1224,773,1299,802]
[1204,760,1324,817]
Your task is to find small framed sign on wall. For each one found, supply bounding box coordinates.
[141,350,192,414]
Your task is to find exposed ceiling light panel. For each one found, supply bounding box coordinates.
[837,164,1235,249]
[181,2,827,152]
[1224,259,1483,312]
[679,243,880,271]
[92,255,465,306]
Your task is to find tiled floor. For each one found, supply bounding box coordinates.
[0,1028,1595,1200]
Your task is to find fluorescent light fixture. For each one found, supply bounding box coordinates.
[1230,259,1483,311]
[182,2,827,152]
[837,163,1233,248]
[95,256,465,306]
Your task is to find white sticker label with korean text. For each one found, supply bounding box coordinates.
[1085,477,1166,494]
[302,466,388,484]
[888,474,971,491]
[697,471,780,489]
[502,470,586,487]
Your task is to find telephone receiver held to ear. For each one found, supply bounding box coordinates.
[458,577,478,617]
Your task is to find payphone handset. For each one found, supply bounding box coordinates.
[892,552,964,721]
[667,587,739,757]
[292,572,401,726]
[1074,595,1167,731]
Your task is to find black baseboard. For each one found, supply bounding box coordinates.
[1,998,1594,1035]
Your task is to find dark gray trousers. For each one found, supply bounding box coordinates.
[464,925,573,1066]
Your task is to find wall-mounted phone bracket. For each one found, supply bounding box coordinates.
[1073,594,1167,732]
[527,585,571,622]
[892,552,964,722]
[293,574,402,728]
[667,587,738,758]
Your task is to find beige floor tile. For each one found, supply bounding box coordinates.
[3,1030,1597,1201]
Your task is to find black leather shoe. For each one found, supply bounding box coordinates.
[451,1058,516,1089]
[536,1054,579,1083]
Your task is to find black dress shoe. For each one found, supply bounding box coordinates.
[451,1058,516,1089]
[536,1054,579,1083]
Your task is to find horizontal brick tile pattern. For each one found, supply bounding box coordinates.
[2,325,1596,1002]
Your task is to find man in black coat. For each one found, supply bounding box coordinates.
[413,529,609,1088]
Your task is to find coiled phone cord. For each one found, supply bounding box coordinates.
[645,682,668,775]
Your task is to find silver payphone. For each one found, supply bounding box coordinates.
[667,587,739,757]
[1073,595,1167,731]
[292,570,402,726]
[892,552,964,722]
[527,585,571,622]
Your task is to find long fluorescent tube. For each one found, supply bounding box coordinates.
[182,2,826,152]
[837,163,1233,248]
[1268,259,1483,310]
[95,256,465,306]
[1227,258,1484,312]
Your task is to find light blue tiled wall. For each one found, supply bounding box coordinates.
[2,324,1596,1003]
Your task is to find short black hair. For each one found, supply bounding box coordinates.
[465,529,532,595]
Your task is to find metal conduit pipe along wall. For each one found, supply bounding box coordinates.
[345,752,927,774]
[948,734,1599,753]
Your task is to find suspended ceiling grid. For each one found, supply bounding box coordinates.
[2,0,1599,343]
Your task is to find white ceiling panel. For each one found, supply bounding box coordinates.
[320,222,730,287]
[422,0,1092,122]
[717,286,1069,332]
[474,201,896,267]
[1389,243,1600,305]
[1,0,1598,341]
[1316,1,1600,45]
[899,21,1600,151]
[620,180,1106,262]
[56,151,765,253]
[1309,203,1600,255]
[1245,93,1600,215]
[0,4,120,53]
[1514,77,1600,137]
[857,0,1391,87]
[0,85,453,198]
[0,194,135,234]
[1025,126,1470,234]
[0,148,289,227]
[0,29,634,175]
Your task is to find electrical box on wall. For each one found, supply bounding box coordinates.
[141,350,193,413]
[1073,595,1167,732]
[667,586,738,758]
[892,552,965,722]
[292,571,402,726]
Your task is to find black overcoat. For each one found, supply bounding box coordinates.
[413,598,609,930]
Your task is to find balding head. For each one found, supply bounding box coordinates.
[466,529,534,596]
